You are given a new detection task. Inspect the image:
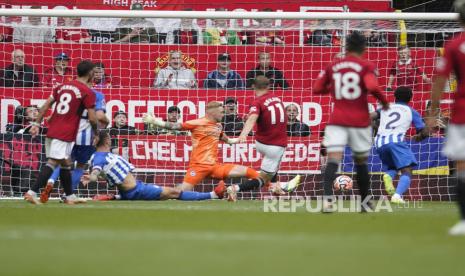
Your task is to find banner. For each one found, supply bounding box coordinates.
[122,135,321,173]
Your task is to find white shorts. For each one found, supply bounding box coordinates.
[45,138,74,160]
[256,141,286,174]
[323,125,372,155]
[443,124,465,161]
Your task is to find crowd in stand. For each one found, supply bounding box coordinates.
[0,4,392,46]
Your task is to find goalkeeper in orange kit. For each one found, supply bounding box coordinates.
[143,101,260,193]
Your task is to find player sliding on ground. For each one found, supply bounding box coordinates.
[82,131,225,201]
[372,86,429,204]
[427,0,465,235]
[313,32,389,212]
[226,76,301,201]
[143,101,260,192]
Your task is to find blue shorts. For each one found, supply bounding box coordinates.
[376,142,417,171]
[71,145,96,164]
[119,180,163,200]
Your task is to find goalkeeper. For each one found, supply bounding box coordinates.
[82,131,225,201]
[143,101,263,192]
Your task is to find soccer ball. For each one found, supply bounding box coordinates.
[333,175,353,192]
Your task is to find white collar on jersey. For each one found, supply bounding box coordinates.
[398,58,412,65]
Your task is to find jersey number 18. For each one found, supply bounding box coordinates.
[333,72,361,100]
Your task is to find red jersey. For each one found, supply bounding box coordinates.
[436,33,465,124]
[248,92,287,147]
[314,55,388,127]
[55,28,90,43]
[47,80,95,142]
[389,59,424,89]
[42,66,74,88]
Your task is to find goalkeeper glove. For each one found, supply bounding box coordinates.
[142,113,166,128]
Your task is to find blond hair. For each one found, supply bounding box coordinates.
[206,101,223,110]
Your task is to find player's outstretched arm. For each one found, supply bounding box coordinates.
[96,110,109,128]
[142,113,182,130]
[364,73,389,110]
[221,134,239,144]
[238,114,258,142]
[87,107,99,137]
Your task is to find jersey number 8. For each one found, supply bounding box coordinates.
[56,93,72,115]
[333,72,361,100]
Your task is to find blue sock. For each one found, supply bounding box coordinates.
[396,173,411,196]
[71,168,84,191]
[48,167,60,183]
[387,170,397,180]
[179,191,212,201]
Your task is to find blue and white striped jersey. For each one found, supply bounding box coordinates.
[89,151,135,186]
[76,90,106,145]
[375,102,425,148]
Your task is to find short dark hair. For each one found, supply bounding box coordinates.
[346,31,366,54]
[394,86,413,103]
[253,75,270,90]
[113,110,128,119]
[96,130,111,148]
[77,60,95,77]
[94,62,105,69]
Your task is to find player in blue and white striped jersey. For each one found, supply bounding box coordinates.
[82,131,225,201]
[372,86,429,203]
[47,89,109,193]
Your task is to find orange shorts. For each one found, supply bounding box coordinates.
[183,163,236,186]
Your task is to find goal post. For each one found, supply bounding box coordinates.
[0,8,461,201]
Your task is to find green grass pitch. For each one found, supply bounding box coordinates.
[0,200,463,276]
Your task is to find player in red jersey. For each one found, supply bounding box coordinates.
[24,60,99,205]
[428,0,465,235]
[226,76,301,201]
[313,32,389,212]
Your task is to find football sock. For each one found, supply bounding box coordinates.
[31,163,55,193]
[179,191,212,201]
[356,164,370,201]
[396,172,411,196]
[238,178,264,192]
[387,169,397,180]
[71,168,84,191]
[270,173,278,183]
[323,161,339,196]
[457,175,465,220]
[60,166,73,196]
[48,166,60,184]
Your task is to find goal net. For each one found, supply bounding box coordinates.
[0,8,460,201]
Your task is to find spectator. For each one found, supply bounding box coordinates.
[108,111,138,149]
[387,46,431,91]
[149,106,189,136]
[153,50,197,89]
[204,53,244,89]
[251,8,285,46]
[93,62,119,88]
[113,3,157,43]
[286,104,310,137]
[151,18,180,44]
[222,97,244,136]
[42,52,74,88]
[5,106,25,133]
[56,17,91,44]
[203,8,241,45]
[174,8,202,45]
[246,51,289,89]
[6,105,45,134]
[366,30,387,47]
[0,49,39,87]
[1,17,13,42]
[12,6,54,43]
